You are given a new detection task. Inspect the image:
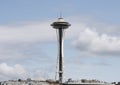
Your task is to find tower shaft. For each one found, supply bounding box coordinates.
[57,29,64,83]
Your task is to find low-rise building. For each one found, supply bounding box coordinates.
[0,79,52,85]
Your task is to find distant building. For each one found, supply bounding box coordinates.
[0,78,56,85]
[0,78,116,85]
[115,82,120,85]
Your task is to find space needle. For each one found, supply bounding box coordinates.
[51,18,71,84]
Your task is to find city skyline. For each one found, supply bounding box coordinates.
[0,0,120,82]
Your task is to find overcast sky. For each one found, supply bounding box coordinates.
[0,0,120,82]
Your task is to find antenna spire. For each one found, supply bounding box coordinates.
[60,12,62,18]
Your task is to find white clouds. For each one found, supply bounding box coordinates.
[73,28,120,55]
[0,63,26,80]
[0,21,56,43]
[0,63,49,80]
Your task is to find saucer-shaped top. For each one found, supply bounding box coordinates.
[51,18,71,29]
